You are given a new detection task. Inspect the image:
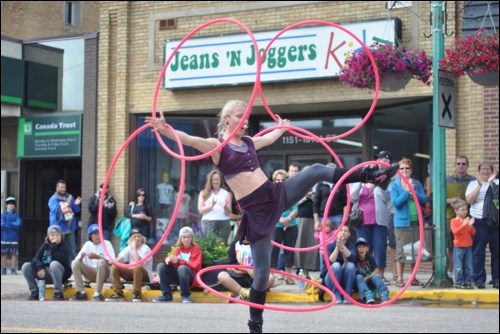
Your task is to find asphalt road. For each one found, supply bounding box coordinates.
[1,299,498,333]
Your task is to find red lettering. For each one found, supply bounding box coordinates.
[324,32,346,70]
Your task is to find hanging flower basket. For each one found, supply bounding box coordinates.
[339,43,433,91]
[467,70,499,87]
[380,71,412,92]
[440,30,499,87]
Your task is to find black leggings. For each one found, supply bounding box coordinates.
[249,164,360,321]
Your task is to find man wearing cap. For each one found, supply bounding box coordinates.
[1,196,22,275]
[48,180,82,261]
[21,225,72,300]
[354,237,390,304]
[70,224,116,301]
[154,226,202,303]
[106,228,153,302]
[88,184,117,241]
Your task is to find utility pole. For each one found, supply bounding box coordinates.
[431,1,448,286]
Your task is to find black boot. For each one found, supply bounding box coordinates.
[361,163,399,190]
[248,319,264,333]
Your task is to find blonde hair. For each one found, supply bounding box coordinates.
[477,161,494,172]
[272,169,288,181]
[201,170,225,201]
[174,233,198,248]
[215,100,247,138]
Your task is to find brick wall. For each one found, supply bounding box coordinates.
[1,1,99,40]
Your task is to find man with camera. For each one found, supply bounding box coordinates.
[88,184,117,240]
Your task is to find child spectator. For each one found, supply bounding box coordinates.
[1,196,22,275]
[313,218,336,274]
[450,199,476,289]
[354,237,389,304]
[154,226,203,303]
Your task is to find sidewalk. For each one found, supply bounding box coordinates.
[2,270,498,304]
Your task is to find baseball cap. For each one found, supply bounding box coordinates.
[5,196,16,205]
[179,226,194,238]
[375,150,392,160]
[355,237,369,247]
[47,225,61,235]
[87,224,99,236]
[130,228,143,236]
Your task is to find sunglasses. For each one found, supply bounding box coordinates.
[399,167,411,170]
[456,162,467,166]
[138,194,146,197]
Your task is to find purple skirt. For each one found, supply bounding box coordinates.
[237,180,286,243]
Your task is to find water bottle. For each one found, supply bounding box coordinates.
[38,279,46,301]
[298,269,305,290]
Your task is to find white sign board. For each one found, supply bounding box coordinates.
[438,70,455,129]
[164,19,398,89]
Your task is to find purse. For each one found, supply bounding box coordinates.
[347,207,364,228]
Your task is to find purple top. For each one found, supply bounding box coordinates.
[216,136,260,179]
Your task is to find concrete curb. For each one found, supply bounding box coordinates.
[11,286,498,305]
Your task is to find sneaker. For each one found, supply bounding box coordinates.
[92,293,105,301]
[228,294,242,303]
[132,293,142,302]
[10,268,17,275]
[153,295,173,302]
[1,268,6,275]
[182,296,192,303]
[366,298,375,305]
[52,291,64,300]
[69,291,88,301]
[476,282,486,289]
[494,282,499,289]
[239,288,250,300]
[463,284,473,290]
[248,319,263,333]
[335,299,343,304]
[105,293,125,301]
[342,299,351,304]
[455,284,463,289]
[381,293,389,302]
[27,290,39,300]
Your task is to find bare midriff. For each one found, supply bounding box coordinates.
[225,168,269,201]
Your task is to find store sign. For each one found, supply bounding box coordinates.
[17,114,81,158]
[164,19,397,89]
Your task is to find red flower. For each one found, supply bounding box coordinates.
[339,43,433,89]
[439,30,499,78]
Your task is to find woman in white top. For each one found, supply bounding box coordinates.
[198,170,232,244]
[465,161,499,289]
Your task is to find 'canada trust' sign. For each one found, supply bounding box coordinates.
[164,19,398,89]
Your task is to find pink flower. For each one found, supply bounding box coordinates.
[439,30,499,78]
[339,43,433,89]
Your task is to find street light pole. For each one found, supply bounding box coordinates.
[431,1,448,286]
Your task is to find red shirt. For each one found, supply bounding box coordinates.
[171,244,203,287]
[450,217,476,248]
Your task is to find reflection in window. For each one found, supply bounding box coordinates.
[39,38,84,112]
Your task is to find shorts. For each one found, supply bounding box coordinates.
[1,243,19,256]
[228,271,253,288]
[395,221,419,262]
[237,180,286,243]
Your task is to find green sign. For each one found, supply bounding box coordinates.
[17,114,81,158]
